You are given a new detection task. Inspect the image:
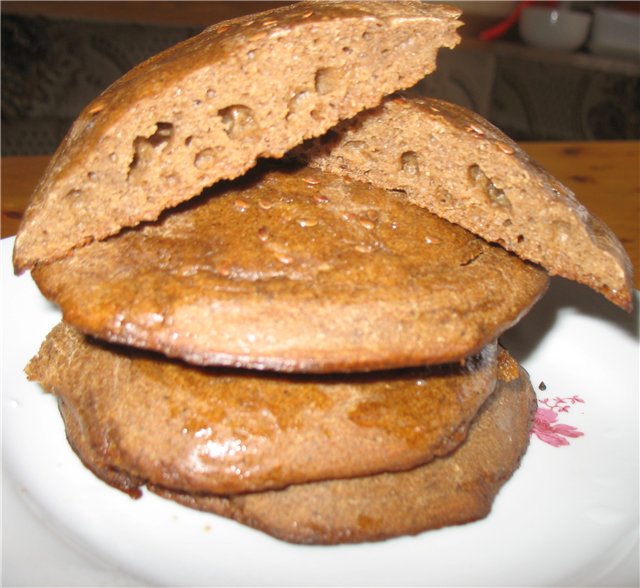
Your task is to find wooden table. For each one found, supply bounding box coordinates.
[2,142,638,288]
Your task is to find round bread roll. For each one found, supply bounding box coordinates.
[31,166,548,372]
[29,322,498,495]
[149,349,536,544]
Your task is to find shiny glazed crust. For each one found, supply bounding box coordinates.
[148,349,537,544]
[30,166,548,372]
[28,322,498,495]
[30,331,535,544]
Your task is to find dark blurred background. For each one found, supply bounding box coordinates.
[2,0,639,156]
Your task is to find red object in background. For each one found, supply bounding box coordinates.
[479,0,559,41]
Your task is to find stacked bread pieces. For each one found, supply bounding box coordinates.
[18,1,632,545]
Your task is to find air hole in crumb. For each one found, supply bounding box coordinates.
[389,188,408,197]
[400,151,420,176]
[516,234,525,243]
[128,122,174,178]
[218,105,255,139]
[147,122,174,148]
[315,67,342,95]
[194,149,215,169]
[468,163,484,184]
[437,188,452,203]
[468,164,511,210]
[487,183,511,209]
[286,90,311,119]
[184,136,194,147]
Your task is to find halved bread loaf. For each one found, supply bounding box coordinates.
[13,1,461,273]
[302,95,633,310]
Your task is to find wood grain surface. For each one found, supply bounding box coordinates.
[2,142,638,287]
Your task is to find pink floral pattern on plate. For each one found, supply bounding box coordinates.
[532,395,585,447]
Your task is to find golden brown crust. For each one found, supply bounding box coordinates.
[31,165,548,372]
[27,322,498,495]
[12,1,461,273]
[302,95,633,310]
[57,397,145,499]
[148,350,536,544]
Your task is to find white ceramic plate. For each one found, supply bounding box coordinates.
[2,236,638,587]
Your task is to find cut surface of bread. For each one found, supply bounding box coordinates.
[302,95,633,310]
[27,322,499,495]
[31,165,548,372]
[148,349,536,544]
[12,1,462,273]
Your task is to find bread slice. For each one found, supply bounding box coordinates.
[149,349,536,544]
[302,95,633,310]
[12,1,462,273]
[31,164,548,372]
[27,322,499,495]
